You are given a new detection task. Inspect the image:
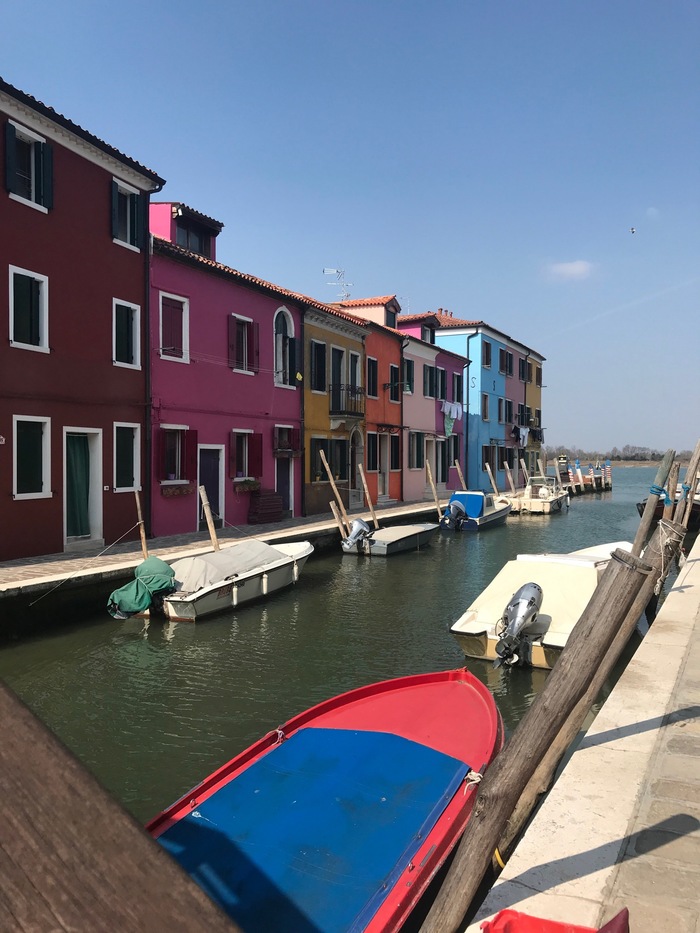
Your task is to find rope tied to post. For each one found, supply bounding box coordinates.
[649,483,672,506]
[680,483,691,502]
[463,769,483,794]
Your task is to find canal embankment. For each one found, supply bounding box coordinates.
[467,530,700,933]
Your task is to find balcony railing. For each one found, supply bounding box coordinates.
[329,384,365,418]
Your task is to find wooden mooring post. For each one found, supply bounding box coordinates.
[420,546,654,933]
[134,490,149,560]
[0,683,240,932]
[632,448,675,556]
[198,485,221,551]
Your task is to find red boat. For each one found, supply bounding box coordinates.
[147,668,503,933]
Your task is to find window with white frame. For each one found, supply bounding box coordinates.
[5,121,53,210]
[114,423,140,490]
[160,293,189,362]
[349,352,360,392]
[448,432,460,466]
[10,266,49,351]
[13,415,51,498]
[310,341,327,391]
[274,308,296,385]
[482,341,492,368]
[390,434,400,470]
[366,357,378,397]
[452,371,463,402]
[230,430,262,479]
[228,314,259,374]
[408,431,425,469]
[437,367,447,401]
[389,364,400,402]
[499,348,513,376]
[402,358,414,393]
[113,299,140,368]
[111,178,143,249]
[423,364,437,398]
[159,425,196,482]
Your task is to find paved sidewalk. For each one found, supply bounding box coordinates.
[468,533,700,933]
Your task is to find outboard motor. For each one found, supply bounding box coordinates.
[494,582,544,667]
[441,499,467,531]
[342,518,373,553]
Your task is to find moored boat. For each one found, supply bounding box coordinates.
[505,473,570,515]
[341,518,440,556]
[108,539,314,622]
[440,490,512,532]
[146,668,504,933]
[450,541,634,669]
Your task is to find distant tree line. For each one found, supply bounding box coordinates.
[544,445,693,463]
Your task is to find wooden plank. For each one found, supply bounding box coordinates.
[0,683,239,932]
[484,463,499,495]
[319,449,351,533]
[425,460,443,520]
[454,459,467,491]
[357,463,379,529]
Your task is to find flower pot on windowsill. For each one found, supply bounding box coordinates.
[161,483,195,497]
[235,479,261,493]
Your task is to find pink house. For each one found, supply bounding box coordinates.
[148,203,303,536]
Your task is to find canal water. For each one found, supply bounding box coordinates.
[0,467,682,824]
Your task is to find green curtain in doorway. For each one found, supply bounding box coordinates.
[67,433,90,537]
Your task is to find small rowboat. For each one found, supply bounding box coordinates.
[147,668,503,932]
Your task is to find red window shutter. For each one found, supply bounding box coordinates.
[273,426,280,449]
[251,322,260,373]
[228,315,238,368]
[291,427,301,452]
[249,433,263,477]
[162,297,183,357]
[228,432,238,477]
[184,429,198,481]
[156,428,167,481]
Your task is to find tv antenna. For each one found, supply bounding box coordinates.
[323,267,353,301]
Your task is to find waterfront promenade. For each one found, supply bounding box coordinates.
[468,531,700,933]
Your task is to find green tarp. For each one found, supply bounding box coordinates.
[107,556,176,619]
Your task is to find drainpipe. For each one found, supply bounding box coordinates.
[142,181,164,539]
[299,308,306,516]
[400,337,409,503]
[465,328,480,488]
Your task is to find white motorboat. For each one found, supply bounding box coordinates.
[450,540,633,669]
[440,490,512,532]
[504,473,570,514]
[341,518,440,556]
[163,539,314,621]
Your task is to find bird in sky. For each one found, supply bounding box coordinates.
[630,227,636,233]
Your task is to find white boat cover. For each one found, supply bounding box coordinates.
[169,540,288,593]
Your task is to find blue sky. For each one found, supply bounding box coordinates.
[3,1,698,453]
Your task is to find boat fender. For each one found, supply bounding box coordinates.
[262,572,269,596]
[232,583,239,608]
[293,560,299,583]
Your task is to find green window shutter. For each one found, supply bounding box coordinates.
[39,142,53,209]
[115,305,133,364]
[129,193,139,246]
[16,421,44,494]
[115,427,135,488]
[111,181,120,238]
[5,122,17,194]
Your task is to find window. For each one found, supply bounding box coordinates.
[176,221,211,257]
[230,430,262,479]
[366,432,378,471]
[229,314,259,373]
[448,432,460,466]
[423,364,437,398]
[367,358,378,397]
[113,300,140,368]
[452,372,463,402]
[13,416,51,498]
[481,393,489,421]
[536,366,542,387]
[402,358,414,393]
[499,348,513,376]
[535,408,542,427]
[385,309,397,328]
[160,293,189,362]
[349,352,360,392]
[498,447,515,470]
[498,398,505,424]
[482,341,492,368]
[274,308,296,386]
[310,438,347,481]
[10,266,49,351]
[310,341,327,391]
[421,325,435,344]
[408,432,425,469]
[330,439,348,480]
[5,121,53,210]
[114,423,140,490]
[482,445,496,472]
[158,425,197,481]
[519,358,533,383]
[111,179,143,249]
[437,367,447,401]
[389,364,400,402]
[505,399,513,424]
[273,426,301,455]
[390,434,400,470]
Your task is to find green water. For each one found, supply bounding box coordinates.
[0,467,681,823]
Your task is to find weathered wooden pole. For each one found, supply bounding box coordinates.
[675,439,700,529]
[662,461,681,523]
[357,463,379,529]
[485,463,499,495]
[425,460,443,520]
[519,458,530,485]
[631,448,675,556]
[419,548,653,933]
[198,486,221,551]
[134,490,149,560]
[454,459,467,490]
[329,500,348,539]
[503,462,516,495]
[319,449,351,534]
[493,519,685,867]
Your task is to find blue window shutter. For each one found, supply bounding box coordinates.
[5,122,17,194]
[111,181,119,238]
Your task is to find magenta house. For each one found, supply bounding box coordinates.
[1,78,164,561]
[148,203,303,536]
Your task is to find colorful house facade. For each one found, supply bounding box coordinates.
[427,311,545,490]
[148,204,306,536]
[1,78,164,560]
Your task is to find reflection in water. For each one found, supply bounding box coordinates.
[0,468,685,822]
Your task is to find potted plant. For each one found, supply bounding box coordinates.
[235,478,260,493]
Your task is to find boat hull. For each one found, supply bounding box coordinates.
[342,522,440,556]
[147,668,503,933]
[162,541,314,621]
